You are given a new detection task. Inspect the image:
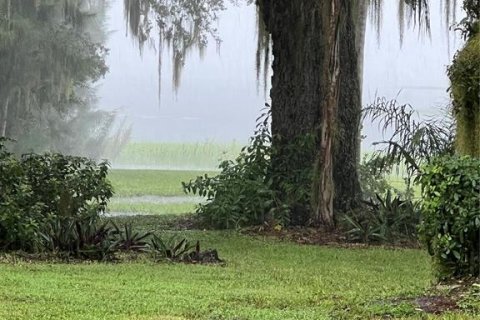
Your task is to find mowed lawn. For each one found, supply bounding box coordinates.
[0,169,476,319]
[0,230,436,320]
[106,169,210,215]
[109,169,216,197]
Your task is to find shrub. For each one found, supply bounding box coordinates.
[0,138,114,254]
[0,139,214,262]
[183,109,277,228]
[21,152,112,218]
[418,156,480,278]
[0,138,43,251]
[183,108,313,229]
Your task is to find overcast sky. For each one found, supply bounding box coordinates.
[97,0,463,148]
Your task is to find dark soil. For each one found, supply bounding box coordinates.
[241,225,420,249]
[415,295,459,314]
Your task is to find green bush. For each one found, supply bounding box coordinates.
[0,138,113,254]
[21,152,112,219]
[183,109,313,229]
[183,110,280,228]
[0,138,42,250]
[418,156,480,278]
[0,139,210,262]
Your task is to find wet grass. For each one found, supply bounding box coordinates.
[107,202,196,215]
[0,223,440,320]
[109,169,216,197]
[112,141,243,170]
[107,168,415,215]
[1,171,477,319]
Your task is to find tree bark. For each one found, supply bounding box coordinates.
[0,97,9,138]
[260,0,362,226]
[315,0,341,229]
[332,1,363,213]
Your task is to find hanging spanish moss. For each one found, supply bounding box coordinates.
[123,0,225,94]
[448,0,480,157]
[255,4,270,98]
[367,0,459,45]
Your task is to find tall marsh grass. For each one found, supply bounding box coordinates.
[111,141,243,170]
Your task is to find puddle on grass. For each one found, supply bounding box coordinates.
[111,196,203,204]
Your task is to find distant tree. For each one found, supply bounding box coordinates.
[0,0,122,158]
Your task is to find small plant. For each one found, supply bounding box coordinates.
[343,190,420,244]
[115,223,152,252]
[39,216,120,261]
[150,234,196,260]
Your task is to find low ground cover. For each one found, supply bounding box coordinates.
[0,223,436,320]
[1,217,479,319]
[1,167,479,319]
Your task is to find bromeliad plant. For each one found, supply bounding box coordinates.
[150,234,196,260]
[343,190,420,244]
[115,223,152,252]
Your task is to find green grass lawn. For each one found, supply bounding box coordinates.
[0,226,440,320]
[109,169,216,197]
[107,201,197,215]
[2,169,475,319]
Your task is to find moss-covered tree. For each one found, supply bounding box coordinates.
[259,0,458,228]
[448,0,480,157]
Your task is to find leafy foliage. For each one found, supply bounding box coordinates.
[343,190,420,244]
[418,156,480,278]
[358,154,395,200]
[183,109,276,228]
[454,0,479,39]
[0,138,113,255]
[0,138,42,251]
[363,98,455,186]
[150,234,196,260]
[40,218,120,261]
[0,139,210,262]
[115,223,152,252]
[183,107,313,229]
[21,152,113,218]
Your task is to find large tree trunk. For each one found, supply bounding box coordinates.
[260,0,362,226]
